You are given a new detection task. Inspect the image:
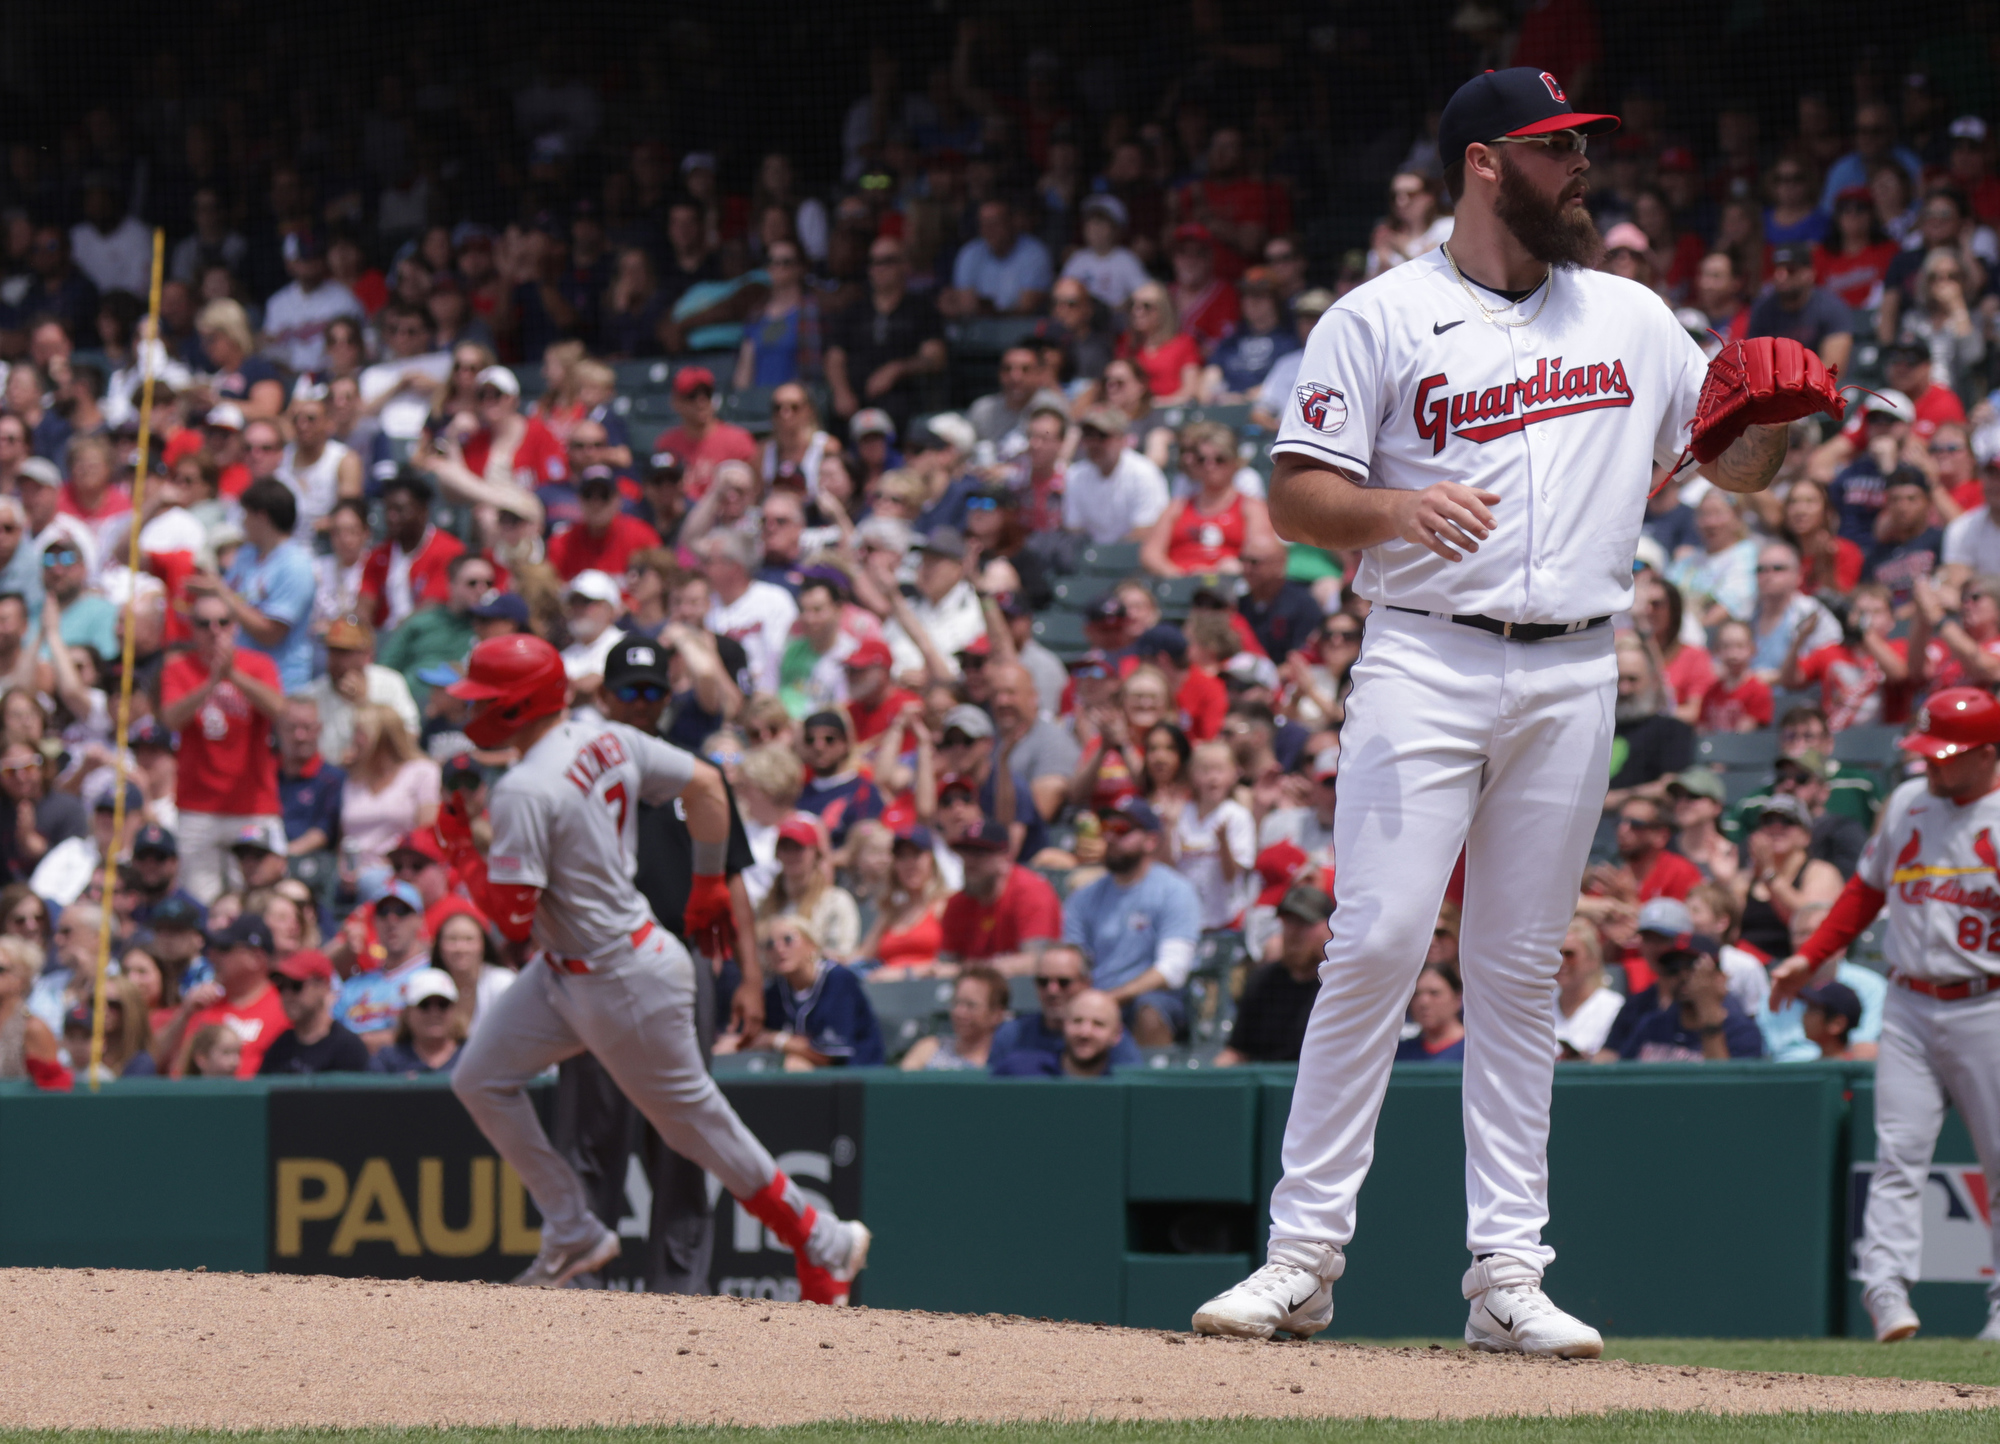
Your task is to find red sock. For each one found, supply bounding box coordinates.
[738,1171,818,1252]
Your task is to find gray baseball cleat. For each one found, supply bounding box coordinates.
[511,1225,620,1288]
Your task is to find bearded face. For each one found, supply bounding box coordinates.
[1494,148,1603,270]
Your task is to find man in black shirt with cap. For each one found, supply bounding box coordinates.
[551,633,763,1294]
[1216,883,1330,1065]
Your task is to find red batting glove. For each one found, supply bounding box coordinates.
[685,874,734,959]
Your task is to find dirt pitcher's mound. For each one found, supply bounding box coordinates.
[1,1268,1991,1428]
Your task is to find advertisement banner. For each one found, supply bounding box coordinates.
[267,1079,863,1297]
[1848,1163,1995,1282]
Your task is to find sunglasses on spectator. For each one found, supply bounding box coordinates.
[707,746,743,767]
[248,440,283,453]
[939,731,975,748]
[375,902,416,921]
[41,550,79,568]
[1034,974,1082,990]
[611,683,668,704]
[1190,450,1233,467]
[476,387,507,401]
[193,615,233,630]
[1755,562,1795,573]
[1099,819,1139,838]
[772,400,807,414]
[966,496,1000,512]
[270,975,306,994]
[391,856,432,877]
[413,997,453,1013]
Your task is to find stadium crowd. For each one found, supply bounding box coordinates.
[2,9,1997,1086]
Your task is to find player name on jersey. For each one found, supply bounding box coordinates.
[563,730,632,795]
[1414,356,1634,452]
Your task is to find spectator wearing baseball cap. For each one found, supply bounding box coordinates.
[1737,792,1844,960]
[1060,796,1202,1045]
[305,612,422,770]
[369,968,466,1076]
[455,366,568,490]
[937,816,1061,972]
[839,635,919,746]
[333,880,433,1051]
[162,913,290,1077]
[883,526,987,682]
[655,366,759,503]
[1062,194,1150,308]
[794,710,884,849]
[1063,406,1171,547]
[1746,242,1854,375]
[470,589,532,637]
[258,949,369,1075]
[128,823,206,930]
[560,568,628,693]
[1619,936,1765,1062]
[547,466,663,583]
[934,702,1048,863]
[1216,882,1331,1066]
[1665,768,1738,882]
[759,813,863,960]
[1798,979,1865,1060]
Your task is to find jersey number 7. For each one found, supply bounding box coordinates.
[605,781,629,836]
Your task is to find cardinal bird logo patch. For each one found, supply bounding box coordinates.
[1540,72,1566,102]
[1976,828,1999,879]
[1295,382,1349,435]
[1897,830,1924,871]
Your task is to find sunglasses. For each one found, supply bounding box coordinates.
[193,616,233,631]
[414,996,453,1012]
[611,683,668,703]
[375,904,416,921]
[1488,129,1587,157]
[270,976,306,994]
[1034,975,1081,990]
[41,550,79,567]
[1755,563,1795,574]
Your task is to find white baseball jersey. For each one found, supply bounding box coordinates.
[1273,250,1707,624]
[1855,776,2000,984]
[487,717,698,963]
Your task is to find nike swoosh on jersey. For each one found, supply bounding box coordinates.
[507,911,536,925]
[1433,320,1466,334]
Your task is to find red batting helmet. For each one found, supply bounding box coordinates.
[1900,687,2000,760]
[447,634,569,747]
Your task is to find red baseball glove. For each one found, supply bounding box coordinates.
[684,874,735,959]
[1687,336,1845,465]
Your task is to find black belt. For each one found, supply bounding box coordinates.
[1387,607,1611,643]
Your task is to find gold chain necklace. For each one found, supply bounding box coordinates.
[1441,244,1553,328]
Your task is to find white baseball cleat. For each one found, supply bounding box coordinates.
[1191,1239,1342,1340]
[1977,1302,2000,1343]
[812,1216,873,1284]
[1462,1256,1602,1359]
[511,1225,620,1288]
[1863,1282,1921,1342]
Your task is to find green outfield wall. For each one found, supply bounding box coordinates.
[0,1063,1986,1337]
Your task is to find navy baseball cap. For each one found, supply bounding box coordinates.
[1100,796,1164,833]
[1134,624,1188,664]
[1800,981,1863,1030]
[132,823,177,858]
[1437,68,1619,175]
[952,817,1011,853]
[471,591,530,624]
[892,825,935,852]
[213,915,275,954]
[150,896,204,932]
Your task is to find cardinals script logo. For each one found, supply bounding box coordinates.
[1295,382,1348,436]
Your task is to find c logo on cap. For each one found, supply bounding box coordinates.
[1540,72,1566,103]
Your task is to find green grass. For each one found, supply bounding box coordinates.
[1352,1337,2000,1388]
[3,1422,2000,1444]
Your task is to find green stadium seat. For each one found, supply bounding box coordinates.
[1185,403,1254,432]
[945,317,1043,356]
[719,386,775,433]
[1698,733,1777,769]
[1195,930,1247,976]
[1031,865,1075,900]
[627,420,665,457]
[1079,542,1142,577]
[711,1052,782,1077]
[863,975,956,1060]
[1833,723,1904,766]
[1050,578,1108,613]
[1721,770,1770,805]
[629,392,682,421]
[614,359,676,393]
[1031,611,1090,654]
[1007,975,1039,1013]
[1152,574,1221,615]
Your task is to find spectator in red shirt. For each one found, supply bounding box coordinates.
[1166,225,1240,354]
[159,592,287,904]
[1697,619,1774,733]
[1114,287,1201,405]
[1131,624,1227,742]
[655,366,758,503]
[1610,796,1703,903]
[1174,128,1292,279]
[1814,187,1899,310]
[358,472,465,632]
[157,913,290,1077]
[545,466,662,581]
[455,365,568,488]
[938,817,1061,972]
[842,637,919,745]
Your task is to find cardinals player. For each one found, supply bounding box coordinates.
[1772,687,2000,1343]
[440,633,871,1298]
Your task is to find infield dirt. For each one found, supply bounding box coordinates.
[1,1268,1991,1428]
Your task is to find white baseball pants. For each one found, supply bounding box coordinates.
[1268,607,1615,1273]
[1857,984,2000,1305]
[453,925,777,1252]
